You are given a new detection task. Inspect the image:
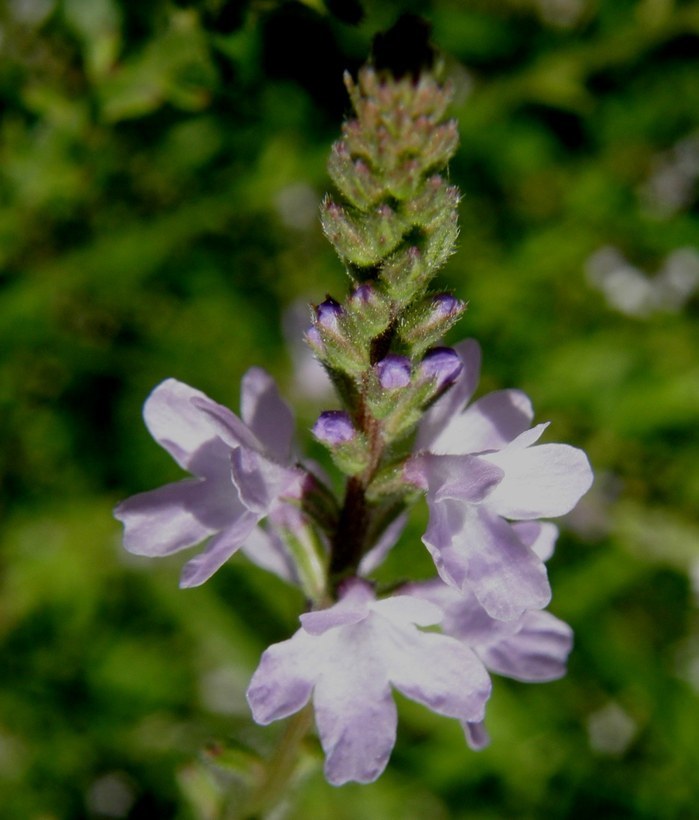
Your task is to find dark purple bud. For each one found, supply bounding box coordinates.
[376,355,411,389]
[419,347,463,388]
[315,297,343,330]
[313,411,356,446]
[349,284,375,306]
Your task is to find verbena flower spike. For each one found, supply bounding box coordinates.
[115,35,592,793]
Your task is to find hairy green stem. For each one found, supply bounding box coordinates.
[240,705,314,819]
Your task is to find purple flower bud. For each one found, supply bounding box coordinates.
[316,297,343,330]
[313,410,356,446]
[419,347,463,389]
[305,326,324,353]
[376,355,411,389]
[431,293,464,319]
[349,284,375,306]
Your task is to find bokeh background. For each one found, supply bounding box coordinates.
[1,0,699,817]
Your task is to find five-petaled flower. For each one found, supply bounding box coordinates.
[406,339,593,621]
[114,368,305,588]
[247,578,492,785]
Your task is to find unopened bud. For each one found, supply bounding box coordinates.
[312,411,370,476]
[349,284,374,306]
[316,297,343,330]
[310,297,369,376]
[313,410,356,445]
[431,293,463,318]
[376,355,411,389]
[419,347,462,389]
[398,292,466,353]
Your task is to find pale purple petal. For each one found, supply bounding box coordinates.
[301,578,373,635]
[247,629,319,723]
[483,443,593,519]
[143,379,233,476]
[463,508,551,619]
[400,577,460,612]
[503,422,549,449]
[114,478,235,556]
[427,504,551,620]
[464,721,490,750]
[512,521,559,562]
[314,649,397,786]
[190,394,262,453]
[239,525,298,584]
[371,594,443,627]
[409,578,526,646]
[179,510,259,588]
[416,339,482,449]
[240,367,295,464]
[428,389,533,455]
[422,497,469,588]
[441,586,520,646]
[405,454,503,502]
[231,448,300,513]
[385,627,491,722]
[412,578,572,682]
[478,610,573,682]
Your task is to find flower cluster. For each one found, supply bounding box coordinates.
[115,59,592,788]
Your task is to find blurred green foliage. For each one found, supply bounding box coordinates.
[1,0,698,817]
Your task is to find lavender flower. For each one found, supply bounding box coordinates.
[406,339,593,621]
[114,56,595,793]
[410,523,570,684]
[407,522,572,748]
[114,368,304,588]
[247,578,491,785]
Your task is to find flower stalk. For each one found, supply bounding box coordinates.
[313,64,465,587]
[114,33,593,795]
